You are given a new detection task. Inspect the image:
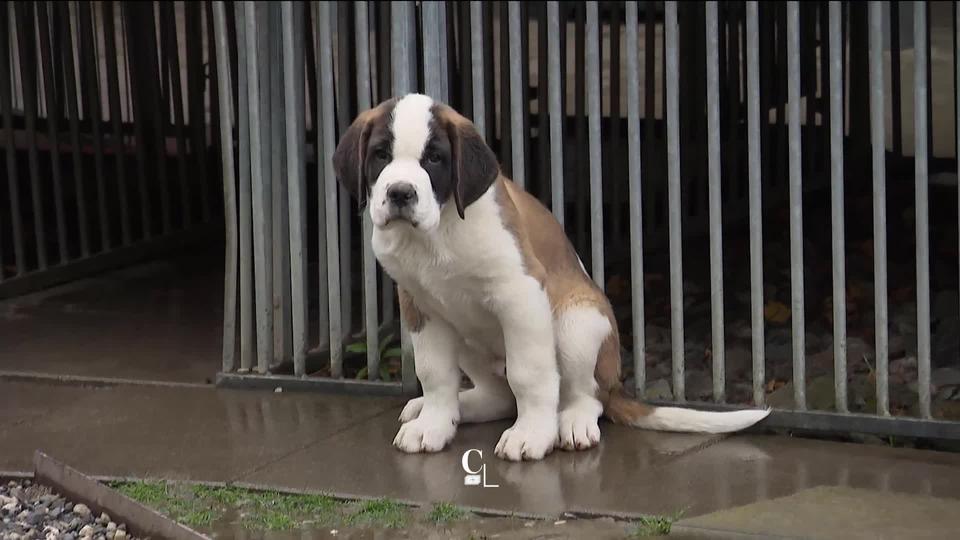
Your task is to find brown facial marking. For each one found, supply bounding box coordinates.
[433,105,500,219]
[332,98,397,207]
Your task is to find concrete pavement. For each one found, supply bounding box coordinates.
[3,378,960,537]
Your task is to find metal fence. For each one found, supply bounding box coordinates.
[210,0,960,439]
[0,2,223,299]
[3,1,959,441]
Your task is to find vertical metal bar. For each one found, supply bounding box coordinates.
[37,2,69,262]
[235,3,254,372]
[244,1,274,373]
[160,3,191,230]
[213,1,238,373]
[334,3,353,346]
[0,6,23,275]
[867,0,888,416]
[832,0,850,413]
[318,0,342,378]
[77,2,109,252]
[422,1,446,101]
[586,1,603,289]
[665,1,684,402]
[470,1,486,140]
[508,1,525,189]
[101,1,131,247]
[626,1,645,399]
[393,0,417,395]
[282,0,306,377]
[313,3,330,355]
[268,4,289,366]
[914,0,931,419]
[787,1,806,410]
[746,1,765,407]
[13,3,47,269]
[547,1,564,226]
[705,1,725,403]
[355,0,379,381]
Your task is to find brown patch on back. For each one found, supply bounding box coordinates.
[494,176,626,401]
[398,287,427,333]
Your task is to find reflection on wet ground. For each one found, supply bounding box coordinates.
[3,378,960,527]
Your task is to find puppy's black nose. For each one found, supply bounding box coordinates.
[386,183,418,208]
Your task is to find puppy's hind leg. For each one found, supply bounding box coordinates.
[458,347,517,423]
[398,347,516,424]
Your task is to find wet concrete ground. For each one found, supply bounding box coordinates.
[0,254,223,385]
[2,378,960,538]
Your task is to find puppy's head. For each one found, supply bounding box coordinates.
[332,94,499,231]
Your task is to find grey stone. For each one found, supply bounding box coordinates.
[78,524,95,538]
[645,378,673,401]
[112,532,126,540]
[62,535,76,540]
[98,513,110,524]
[72,505,90,518]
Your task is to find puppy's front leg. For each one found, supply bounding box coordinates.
[492,276,559,461]
[393,311,462,453]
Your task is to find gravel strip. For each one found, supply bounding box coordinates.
[1,479,140,540]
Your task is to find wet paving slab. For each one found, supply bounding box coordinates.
[0,381,402,482]
[237,408,960,519]
[3,379,960,529]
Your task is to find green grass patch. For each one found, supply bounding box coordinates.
[427,502,467,525]
[630,510,685,537]
[346,498,408,528]
[109,481,217,528]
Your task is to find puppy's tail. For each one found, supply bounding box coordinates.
[603,389,771,434]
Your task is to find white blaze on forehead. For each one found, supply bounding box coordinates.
[390,94,434,159]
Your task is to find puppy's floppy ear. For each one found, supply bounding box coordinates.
[332,110,374,208]
[448,115,499,219]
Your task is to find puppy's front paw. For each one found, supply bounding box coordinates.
[495,417,557,461]
[398,396,424,423]
[393,415,457,453]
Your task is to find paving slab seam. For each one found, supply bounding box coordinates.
[228,404,405,485]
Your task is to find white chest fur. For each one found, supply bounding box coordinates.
[370,189,526,357]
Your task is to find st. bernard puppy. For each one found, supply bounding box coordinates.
[333,93,770,462]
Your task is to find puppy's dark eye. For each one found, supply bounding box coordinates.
[425,151,442,164]
[373,149,390,161]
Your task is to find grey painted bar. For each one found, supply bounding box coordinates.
[787,1,806,411]
[625,1,645,398]
[746,1,765,406]
[665,1,684,402]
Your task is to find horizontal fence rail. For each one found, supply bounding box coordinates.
[2,1,958,440]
